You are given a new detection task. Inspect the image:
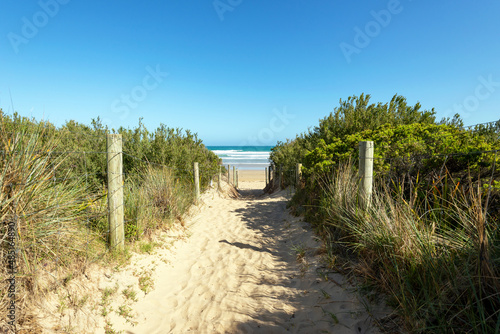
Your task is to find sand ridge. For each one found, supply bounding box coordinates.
[102,179,389,333]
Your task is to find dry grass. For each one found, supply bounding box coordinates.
[0,112,220,331]
[0,118,106,331]
[123,165,195,240]
[318,162,500,333]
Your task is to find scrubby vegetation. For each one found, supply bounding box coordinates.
[270,94,500,332]
[0,109,220,330]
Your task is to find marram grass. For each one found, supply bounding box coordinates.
[318,163,500,333]
[0,118,105,329]
[0,112,218,331]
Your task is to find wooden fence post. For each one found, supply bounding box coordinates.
[265,167,268,186]
[359,141,374,209]
[236,168,239,188]
[272,165,275,186]
[227,164,230,183]
[218,165,222,190]
[233,166,236,187]
[278,165,283,189]
[107,134,124,252]
[194,162,200,204]
[296,163,302,186]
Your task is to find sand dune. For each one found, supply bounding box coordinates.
[100,177,389,333]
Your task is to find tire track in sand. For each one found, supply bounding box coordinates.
[113,183,389,334]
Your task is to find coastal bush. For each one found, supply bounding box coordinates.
[269,94,500,332]
[0,109,220,329]
[0,115,104,326]
[124,166,194,240]
[320,163,500,332]
[270,93,442,186]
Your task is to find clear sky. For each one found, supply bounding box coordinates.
[1,0,499,145]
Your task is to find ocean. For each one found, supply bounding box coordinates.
[207,146,272,170]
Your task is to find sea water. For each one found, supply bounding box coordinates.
[207,146,272,170]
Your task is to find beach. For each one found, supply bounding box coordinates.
[55,178,388,333]
[235,169,268,183]
[209,146,272,171]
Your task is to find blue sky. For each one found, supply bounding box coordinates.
[1,0,499,146]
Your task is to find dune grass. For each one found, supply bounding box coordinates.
[0,118,105,329]
[0,111,219,330]
[123,165,195,240]
[315,162,500,332]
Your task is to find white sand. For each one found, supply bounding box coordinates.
[103,180,388,333]
[36,179,389,333]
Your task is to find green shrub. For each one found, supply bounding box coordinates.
[269,94,500,332]
[0,114,105,320]
[124,166,194,240]
[0,108,220,329]
[321,163,500,332]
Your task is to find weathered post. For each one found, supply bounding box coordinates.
[278,165,283,190]
[107,134,124,252]
[359,141,374,209]
[232,166,236,187]
[227,164,230,183]
[281,165,285,189]
[272,165,275,186]
[296,163,302,187]
[218,165,222,190]
[236,168,239,188]
[194,162,200,204]
[265,167,268,186]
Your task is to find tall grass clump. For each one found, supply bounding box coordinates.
[269,94,499,331]
[123,165,195,240]
[319,162,500,332]
[0,108,220,330]
[0,116,104,328]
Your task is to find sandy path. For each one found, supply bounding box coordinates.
[109,180,387,334]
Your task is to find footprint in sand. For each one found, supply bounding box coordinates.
[105,178,389,334]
